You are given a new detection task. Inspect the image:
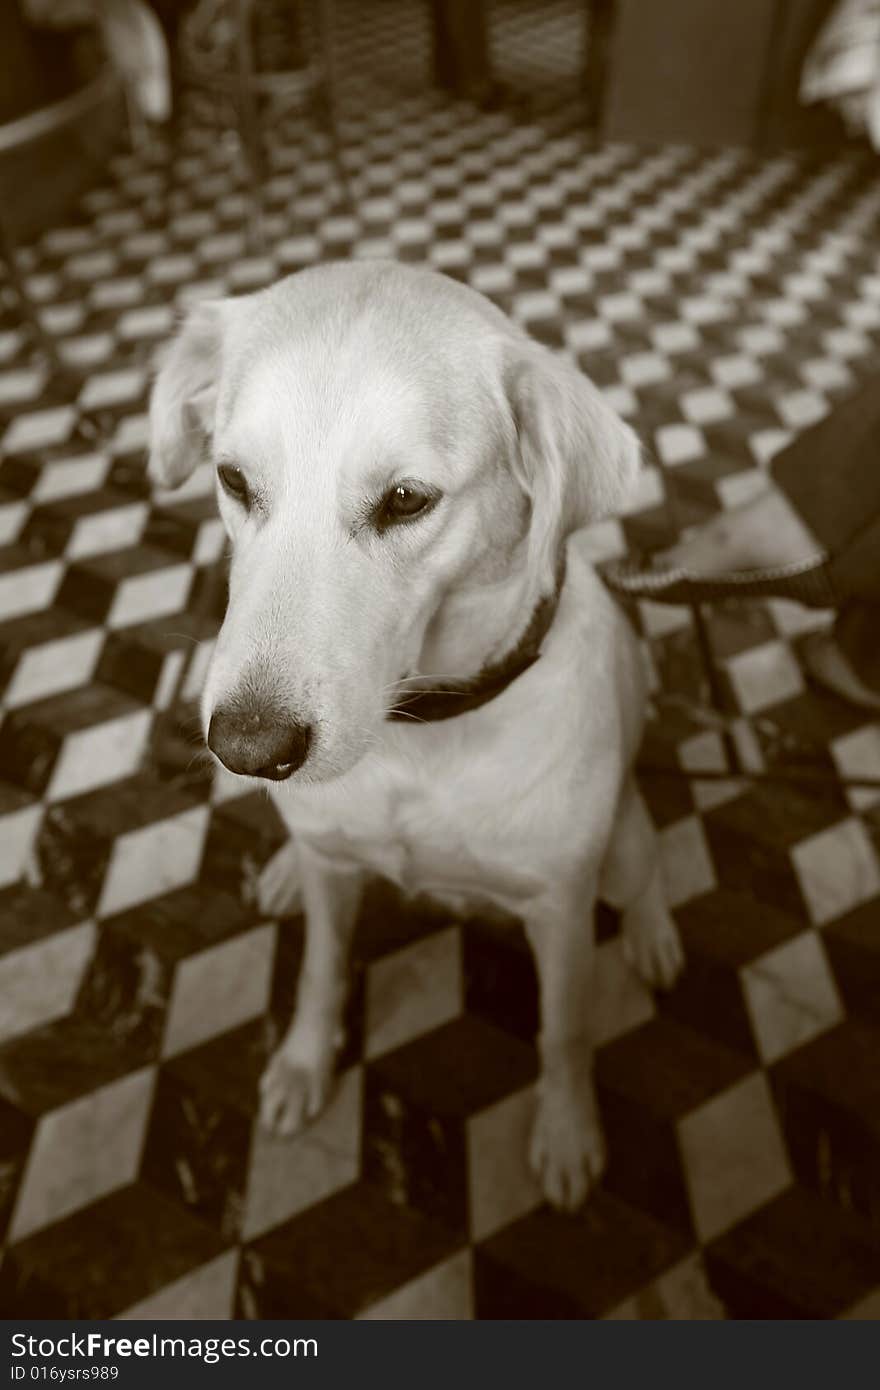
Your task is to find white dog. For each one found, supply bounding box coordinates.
[148,262,683,1211]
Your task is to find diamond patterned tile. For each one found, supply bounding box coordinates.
[475,1190,689,1318]
[726,639,806,714]
[7,1068,156,1243]
[791,818,880,927]
[740,930,844,1065]
[0,914,95,1046]
[705,1184,880,1319]
[677,1072,792,1242]
[770,1020,880,1230]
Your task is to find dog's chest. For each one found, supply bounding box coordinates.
[282,739,545,910]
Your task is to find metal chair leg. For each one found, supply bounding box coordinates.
[314,0,352,208]
[690,601,743,777]
[234,0,268,252]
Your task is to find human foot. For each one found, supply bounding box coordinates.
[802,632,880,711]
[658,484,822,576]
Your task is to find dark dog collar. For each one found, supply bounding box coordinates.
[387,561,565,723]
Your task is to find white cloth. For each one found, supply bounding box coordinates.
[24,0,170,125]
[98,0,171,123]
[801,0,880,148]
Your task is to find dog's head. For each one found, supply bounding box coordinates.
[149,262,639,784]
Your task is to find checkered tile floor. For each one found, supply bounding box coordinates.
[3,0,880,1320]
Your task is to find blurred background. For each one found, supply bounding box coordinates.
[1,0,880,1321]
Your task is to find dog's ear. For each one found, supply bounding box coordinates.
[148,301,226,489]
[504,340,641,590]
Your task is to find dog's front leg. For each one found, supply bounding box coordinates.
[523,881,605,1211]
[259,841,364,1137]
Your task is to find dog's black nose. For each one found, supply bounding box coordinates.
[207,707,312,780]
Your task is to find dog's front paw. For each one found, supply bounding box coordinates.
[529,1076,606,1212]
[258,1047,334,1137]
[623,902,684,991]
[257,841,302,917]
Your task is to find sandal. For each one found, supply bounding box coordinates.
[601,553,837,608]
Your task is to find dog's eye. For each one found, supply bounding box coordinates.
[217,464,250,506]
[376,482,437,529]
